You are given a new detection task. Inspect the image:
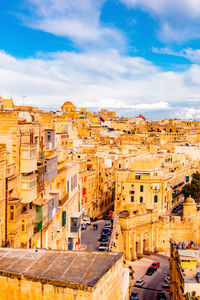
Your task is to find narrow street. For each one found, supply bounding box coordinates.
[82,222,170,300]
[131,254,170,300]
[81,220,109,251]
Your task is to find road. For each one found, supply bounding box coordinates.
[82,222,170,300]
[81,220,109,251]
[131,254,170,300]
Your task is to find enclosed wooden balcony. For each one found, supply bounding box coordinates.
[20,209,34,244]
[7,163,17,179]
[20,174,37,203]
[7,198,21,235]
[20,144,37,173]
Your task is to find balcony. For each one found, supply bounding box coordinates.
[34,197,51,232]
[44,155,57,182]
[59,193,69,208]
[7,198,21,235]
[20,174,37,203]
[71,212,81,233]
[20,210,34,244]
[20,144,37,173]
[7,163,16,178]
[48,193,59,223]
[82,188,86,196]
[153,188,160,193]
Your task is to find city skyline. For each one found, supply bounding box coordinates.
[1,0,200,119]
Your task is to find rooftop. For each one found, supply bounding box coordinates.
[0,248,123,289]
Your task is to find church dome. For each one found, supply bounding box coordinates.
[185,196,195,204]
[62,101,75,107]
[61,101,76,112]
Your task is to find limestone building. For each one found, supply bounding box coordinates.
[170,239,200,299]
[0,248,129,300]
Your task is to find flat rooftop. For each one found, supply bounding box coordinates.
[0,248,122,289]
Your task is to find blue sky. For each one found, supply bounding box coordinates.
[1,0,200,119]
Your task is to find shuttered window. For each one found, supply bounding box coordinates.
[62,211,66,227]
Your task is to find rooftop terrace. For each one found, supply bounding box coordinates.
[0,248,123,289]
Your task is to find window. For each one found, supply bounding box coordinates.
[140,185,143,192]
[22,183,28,190]
[10,211,14,220]
[140,196,143,203]
[21,222,25,231]
[131,196,134,202]
[154,195,158,203]
[71,177,73,191]
[47,134,51,142]
[185,176,189,183]
[73,175,76,189]
[119,164,121,169]
[71,218,78,227]
[135,175,141,180]
[62,211,66,227]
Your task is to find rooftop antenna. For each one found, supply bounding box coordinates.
[22,95,27,107]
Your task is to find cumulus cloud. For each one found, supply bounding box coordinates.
[1,49,200,117]
[21,0,124,49]
[173,107,200,120]
[120,0,200,42]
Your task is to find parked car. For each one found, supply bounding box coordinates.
[82,218,91,225]
[98,242,109,250]
[151,262,160,270]
[104,223,112,229]
[98,242,109,252]
[102,228,111,236]
[130,291,138,300]
[146,267,156,275]
[162,282,169,289]
[81,223,87,230]
[99,234,108,242]
[134,279,145,287]
[157,292,166,300]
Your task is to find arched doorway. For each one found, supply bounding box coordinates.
[136,234,142,257]
[143,232,149,254]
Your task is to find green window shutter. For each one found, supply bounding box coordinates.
[154,195,158,203]
[131,196,134,202]
[62,211,66,227]
[140,196,143,203]
[140,185,143,192]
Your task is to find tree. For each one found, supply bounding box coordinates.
[181,172,200,200]
[181,183,193,199]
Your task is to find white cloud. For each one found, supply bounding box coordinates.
[120,0,200,42]
[172,107,200,120]
[22,0,124,49]
[81,98,169,110]
[1,49,200,117]
[152,47,200,64]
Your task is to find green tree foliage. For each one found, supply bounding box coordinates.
[182,172,200,200]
